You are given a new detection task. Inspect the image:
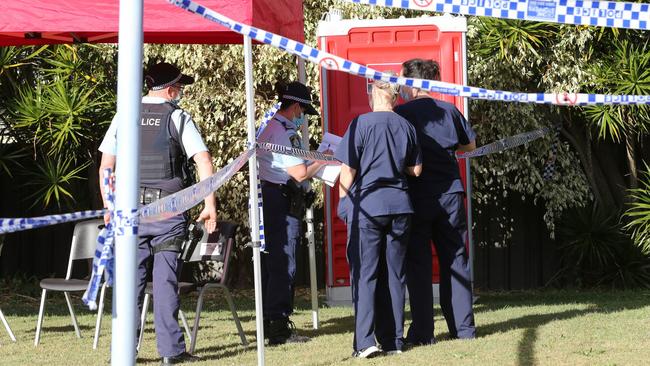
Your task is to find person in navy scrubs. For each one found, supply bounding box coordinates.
[395,58,477,345]
[336,78,422,358]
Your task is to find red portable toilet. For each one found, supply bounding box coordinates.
[317,12,472,305]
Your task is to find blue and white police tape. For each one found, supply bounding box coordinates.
[256,142,340,162]
[83,169,115,310]
[169,0,650,106]
[0,209,106,235]
[256,102,282,139]
[139,148,255,223]
[458,127,550,158]
[343,0,649,31]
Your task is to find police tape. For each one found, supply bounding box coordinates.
[0,209,106,235]
[139,148,255,223]
[255,142,340,162]
[168,0,650,106]
[256,102,282,139]
[458,127,550,158]
[83,169,115,310]
[343,0,649,31]
[253,105,285,251]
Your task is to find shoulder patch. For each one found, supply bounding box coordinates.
[289,134,302,149]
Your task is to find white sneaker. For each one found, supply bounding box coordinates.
[352,345,381,358]
[386,350,402,355]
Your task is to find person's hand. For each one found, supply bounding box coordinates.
[103,211,111,226]
[197,205,218,233]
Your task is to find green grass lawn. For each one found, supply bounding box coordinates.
[1,281,649,365]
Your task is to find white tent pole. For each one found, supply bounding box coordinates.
[244,36,265,366]
[112,0,142,365]
[297,58,319,330]
[462,31,474,291]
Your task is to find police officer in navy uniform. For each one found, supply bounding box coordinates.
[99,62,217,365]
[257,81,326,345]
[336,78,422,358]
[395,58,477,345]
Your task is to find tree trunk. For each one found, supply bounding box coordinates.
[625,132,638,192]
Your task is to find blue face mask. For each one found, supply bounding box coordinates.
[292,112,306,128]
[399,86,411,102]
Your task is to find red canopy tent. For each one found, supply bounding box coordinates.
[0,0,305,45]
[0,1,310,365]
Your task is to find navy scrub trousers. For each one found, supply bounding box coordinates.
[346,213,411,352]
[406,192,475,342]
[136,214,188,357]
[260,182,300,320]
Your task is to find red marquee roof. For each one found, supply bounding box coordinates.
[0,0,305,46]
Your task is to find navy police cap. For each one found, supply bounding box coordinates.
[282,81,319,116]
[145,62,195,90]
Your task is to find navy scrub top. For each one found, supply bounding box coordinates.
[335,111,421,219]
[394,98,476,197]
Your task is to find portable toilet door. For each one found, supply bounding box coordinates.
[317,12,472,305]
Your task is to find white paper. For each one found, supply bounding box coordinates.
[314,132,342,187]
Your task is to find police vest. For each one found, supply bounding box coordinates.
[139,102,185,189]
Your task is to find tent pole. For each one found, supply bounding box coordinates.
[462,31,475,295]
[297,58,320,330]
[112,0,142,365]
[244,36,265,366]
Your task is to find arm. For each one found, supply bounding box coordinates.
[457,140,477,153]
[286,160,325,183]
[406,164,422,177]
[193,150,218,233]
[338,164,357,198]
[98,153,116,225]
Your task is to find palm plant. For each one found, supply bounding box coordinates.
[583,37,650,190]
[0,44,116,211]
[625,164,650,255]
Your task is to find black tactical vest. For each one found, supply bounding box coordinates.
[139,102,184,190]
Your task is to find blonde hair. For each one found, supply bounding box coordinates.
[370,72,398,105]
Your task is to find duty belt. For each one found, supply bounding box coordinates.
[139,187,170,205]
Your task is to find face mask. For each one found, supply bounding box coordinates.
[172,88,183,103]
[292,112,306,128]
[399,86,411,102]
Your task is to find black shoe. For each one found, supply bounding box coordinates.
[267,318,310,346]
[403,337,435,350]
[160,352,199,365]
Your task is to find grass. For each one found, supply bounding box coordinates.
[1,278,650,365]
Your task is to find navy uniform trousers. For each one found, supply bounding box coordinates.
[261,184,300,320]
[346,214,410,352]
[137,214,187,358]
[406,192,475,342]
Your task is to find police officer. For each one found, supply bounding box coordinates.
[257,81,325,345]
[336,79,422,358]
[395,58,477,344]
[98,62,216,364]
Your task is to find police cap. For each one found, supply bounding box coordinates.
[281,82,319,116]
[145,62,195,91]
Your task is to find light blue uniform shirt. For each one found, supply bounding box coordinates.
[257,115,305,184]
[98,96,208,159]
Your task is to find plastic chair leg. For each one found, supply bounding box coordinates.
[137,293,150,352]
[0,308,16,342]
[189,287,206,354]
[64,292,81,339]
[179,310,192,345]
[93,283,108,349]
[34,289,47,346]
[223,287,248,346]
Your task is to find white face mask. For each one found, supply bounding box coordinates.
[172,88,183,103]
